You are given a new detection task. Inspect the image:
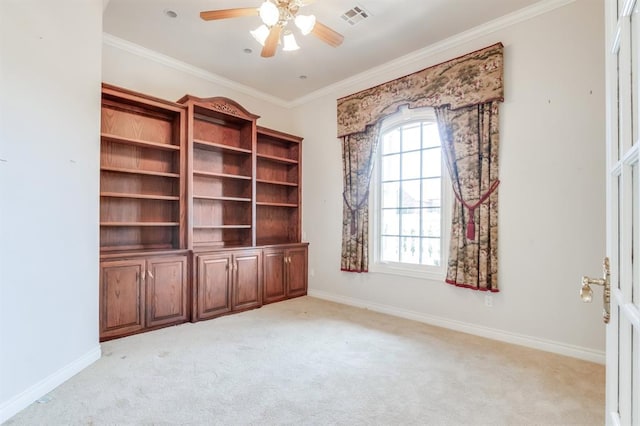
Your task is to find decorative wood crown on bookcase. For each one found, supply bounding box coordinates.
[177,95,260,121]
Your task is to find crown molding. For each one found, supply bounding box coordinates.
[102,33,290,108]
[290,0,576,107]
[104,0,575,109]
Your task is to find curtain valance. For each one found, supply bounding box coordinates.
[336,43,504,138]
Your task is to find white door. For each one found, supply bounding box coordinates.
[599,0,640,424]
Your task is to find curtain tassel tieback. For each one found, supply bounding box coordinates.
[343,190,369,236]
[453,179,500,240]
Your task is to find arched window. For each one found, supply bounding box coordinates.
[370,107,450,280]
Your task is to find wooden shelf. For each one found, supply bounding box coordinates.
[100,166,180,178]
[194,139,252,154]
[256,202,298,208]
[256,153,298,164]
[257,238,298,246]
[193,225,252,229]
[193,170,252,180]
[100,192,180,201]
[101,133,180,151]
[256,178,298,187]
[101,222,180,227]
[100,248,188,258]
[193,195,251,202]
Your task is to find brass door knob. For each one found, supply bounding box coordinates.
[580,257,611,324]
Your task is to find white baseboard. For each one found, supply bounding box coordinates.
[307,289,605,365]
[0,345,102,423]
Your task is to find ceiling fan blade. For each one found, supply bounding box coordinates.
[261,26,283,58]
[200,8,257,21]
[311,21,344,47]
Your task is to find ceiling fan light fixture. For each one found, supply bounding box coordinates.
[294,14,316,35]
[199,1,344,58]
[250,24,270,46]
[282,31,300,51]
[259,1,280,26]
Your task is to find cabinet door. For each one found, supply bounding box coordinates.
[100,259,146,340]
[286,246,308,298]
[233,250,262,311]
[263,249,286,304]
[146,256,188,328]
[197,254,232,320]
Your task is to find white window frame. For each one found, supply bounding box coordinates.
[369,106,451,281]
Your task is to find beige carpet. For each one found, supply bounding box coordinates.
[5,296,604,425]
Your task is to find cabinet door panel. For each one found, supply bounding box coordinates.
[263,250,286,304]
[233,250,262,311]
[100,260,146,339]
[287,246,308,297]
[146,256,188,327]
[197,254,232,319]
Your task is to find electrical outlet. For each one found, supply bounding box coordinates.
[484,294,493,307]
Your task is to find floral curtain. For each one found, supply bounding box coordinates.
[341,122,381,272]
[337,43,504,283]
[435,102,500,291]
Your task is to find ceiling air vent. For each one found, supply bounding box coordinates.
[340,5,370,26]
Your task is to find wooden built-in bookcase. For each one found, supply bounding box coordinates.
[256,126,302,246]
[100,85,186,252]
[178,95,259,250]
[99,84,189,341]
[99,85,308,341]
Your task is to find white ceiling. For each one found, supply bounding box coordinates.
[103,0,542,102]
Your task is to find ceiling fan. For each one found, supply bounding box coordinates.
[200,0,344,58]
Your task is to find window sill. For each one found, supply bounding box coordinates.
[369,262,445,282]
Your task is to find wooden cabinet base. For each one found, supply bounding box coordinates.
[100,259,146,339]
[100,246,307,339]
[263,244,308,304]
[192,243,307,322]
[100,252,189,341]
[193,248,262,322]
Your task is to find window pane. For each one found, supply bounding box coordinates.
[382,129,401,154]
[402,123,421,151]
[423,123,440,148]
[421,238,441,266]
[400,208,420,236]
[402,180,421,208]
[382,153,400,181]
[401,151,421,180]
[376,113,444,270]
[382,181,400,208]
[381,236,399,262]
[381,209,399,235]
[400,236,421,264]
[422,178,441,207]
[422,208,441,237]
[422,147,441,178]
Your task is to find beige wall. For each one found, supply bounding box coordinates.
[0,0,103,421]
[294,0,606,359]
